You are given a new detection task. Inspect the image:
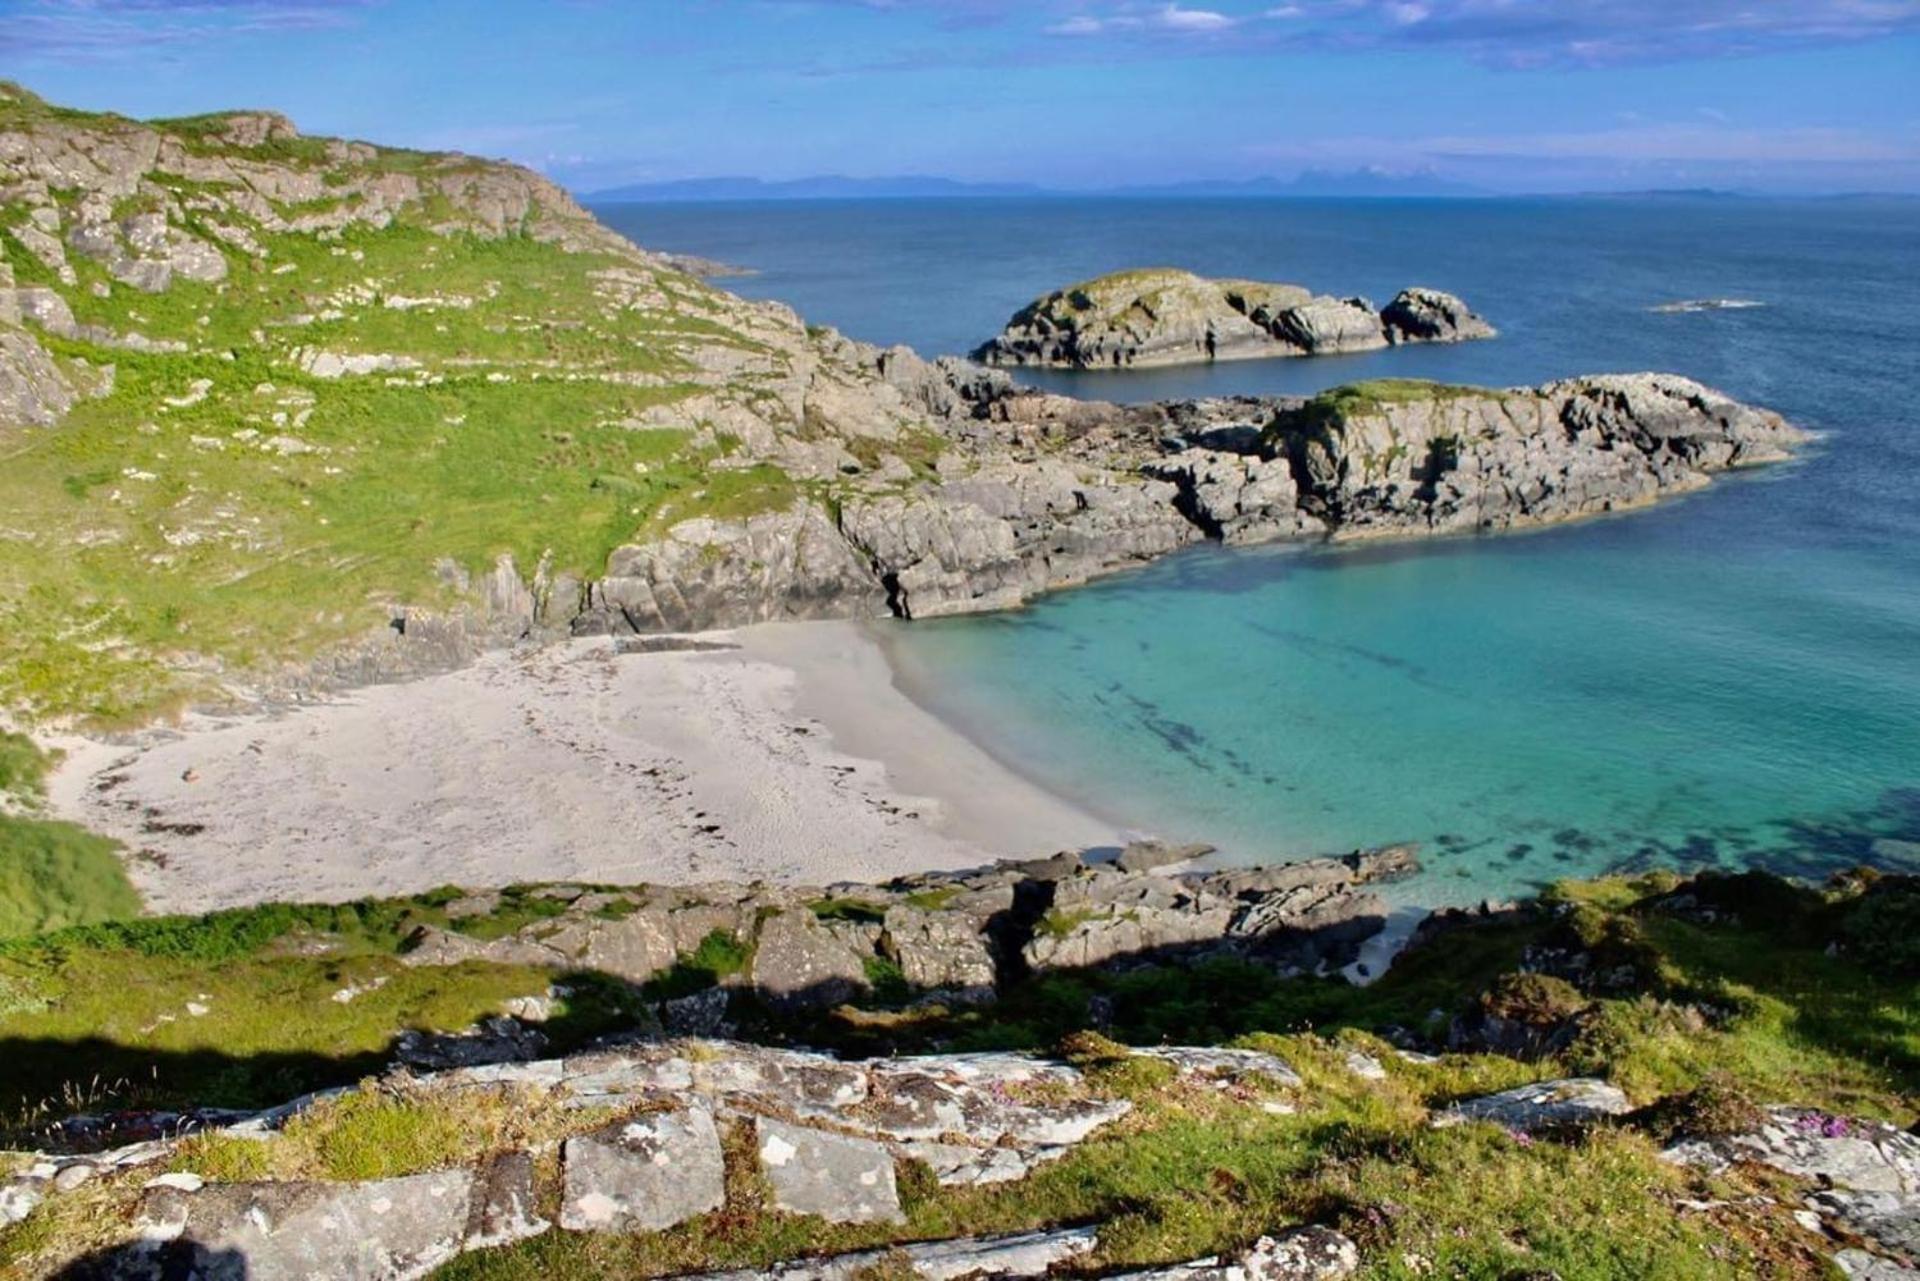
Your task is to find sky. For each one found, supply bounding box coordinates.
[2,0,1918,194]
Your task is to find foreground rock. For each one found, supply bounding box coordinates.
[972,269,1494,369]
[1435,1077,1633,1132]
[396,845,1421,1013]
[1664,1106,1920,1270]
[17,1038,1297,1278]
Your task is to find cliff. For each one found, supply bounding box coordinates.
[971,269,1495,369]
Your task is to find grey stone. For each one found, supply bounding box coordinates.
[467,1152,550,1250]
[1114,839,1216,874]
[1834,1248,1920,1280]
[561,1106,726,1232]
[749,909,871,1011]
[132,1169,478,1280]
[1809,1189,1920,1259]
[1381,287,1496,344]
[0,1177,44,1227]
[756,1118,903,1224]
[1133,1045,1303,1087]
[1434,1078,1632,1132]
[665,1226,1100,1281]
[664,985,733,1036]
[1107,1227,1361,1280]
[1343,1051,1389,1082]
[1661,1108,1920,1193]
[883,903,997,994]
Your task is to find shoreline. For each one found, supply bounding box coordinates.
[45,622,1124,916]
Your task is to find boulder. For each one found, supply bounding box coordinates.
[883,903,997,995]
[1434,1078,1632,1132]
[1808,1189,1919,1260]
[972,269,1488,371]
[560,1106,726,1233]
[756,1118,903,1224]
[749,909,873,1011]
[1381,288,1495,344]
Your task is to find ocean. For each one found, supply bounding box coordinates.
[595,196,1920,903]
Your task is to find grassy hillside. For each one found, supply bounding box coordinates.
[0,86,815,726]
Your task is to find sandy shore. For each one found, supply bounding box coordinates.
[46,622,1123,915]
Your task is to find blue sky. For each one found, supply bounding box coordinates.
[3,0,1918,193]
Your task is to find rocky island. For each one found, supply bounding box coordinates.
[971,269,1495,369]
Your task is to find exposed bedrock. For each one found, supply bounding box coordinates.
[559,357,1804,636]
[971,268,1495,370]
[396,843,1423,1012]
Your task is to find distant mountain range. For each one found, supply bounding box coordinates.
[585,175,1048,202]
[584,168,1487,203]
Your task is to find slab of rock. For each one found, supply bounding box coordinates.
[561,1106,726,1232]
[883,902,997,995]
[1133,1045,1303,1088]
[669,1226,1100,1280]
[1114,839,1216,874]
[1107,1227,1361,1280]
[1381,288,1496,344]
[1662,1108,1920,1193]
[127,1166,530,1281]
[1834,1248,1920,1279]
[1434,1078,1631,1132]
[756,1118,903,1224]
[1808,1189,1919,1260]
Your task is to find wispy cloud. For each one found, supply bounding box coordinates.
[1,0,376,62]
[766,0,1920,67]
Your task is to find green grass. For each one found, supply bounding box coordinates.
[0,737,138,940]
[0,118,816,727]
[0,816,138,940]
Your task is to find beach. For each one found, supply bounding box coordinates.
[45,622,1122,915]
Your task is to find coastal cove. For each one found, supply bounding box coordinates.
[609,195,1920,903]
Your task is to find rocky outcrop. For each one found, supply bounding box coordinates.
[1269,372,1805,538]
[564,363,1802,636]
[1664,1107,1920,1273]
[16,1038,1304,1278]
[396,845,1420,1013]
[972,269,1493,370]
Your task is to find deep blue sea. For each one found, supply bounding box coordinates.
[596,197,1920,903]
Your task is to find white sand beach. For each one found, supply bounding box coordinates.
[45,622,1122,915]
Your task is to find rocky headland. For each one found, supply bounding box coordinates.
[971,269,1495,369]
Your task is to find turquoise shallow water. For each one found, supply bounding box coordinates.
[598,197,1920,902]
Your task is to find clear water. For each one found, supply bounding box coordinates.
[596,197,1920,902]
